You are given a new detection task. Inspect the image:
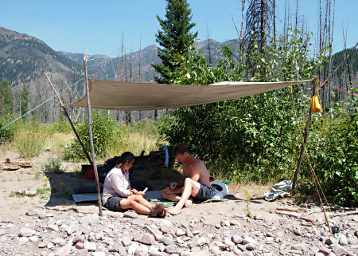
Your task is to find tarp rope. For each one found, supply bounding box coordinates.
[0,98,52,131]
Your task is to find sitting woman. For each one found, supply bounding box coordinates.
[102,152,166,217]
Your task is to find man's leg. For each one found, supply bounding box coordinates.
[168,178,200,215]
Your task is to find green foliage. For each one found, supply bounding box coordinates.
[43,158,63,174]
[64,112,121,161]
[0,81,13,115]
[14,122,48,158]
[301,109,358,206]
[0,115,15,143]
[153,0,198,83]
[19,86,29,116]
[159,31,315,182]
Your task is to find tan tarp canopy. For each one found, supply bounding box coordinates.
[73,79,312,111]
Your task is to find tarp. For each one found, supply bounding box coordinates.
[73,79,313,111]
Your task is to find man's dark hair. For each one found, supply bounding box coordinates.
[173,144,190,155]
[116,152,135,166]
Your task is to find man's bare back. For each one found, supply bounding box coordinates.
[182,158,210,186]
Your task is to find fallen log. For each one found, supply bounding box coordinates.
[331,210,358,218]
[275,210,315,224]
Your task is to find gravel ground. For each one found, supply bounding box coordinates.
[0,199,357,256]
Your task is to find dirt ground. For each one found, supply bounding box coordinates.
[0,149,357,256]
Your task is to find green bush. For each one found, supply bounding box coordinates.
[0,115,15,144]
[14,128,47,158]
[64,112,121,161]
[159,32,314,182]
[301,109,358,206]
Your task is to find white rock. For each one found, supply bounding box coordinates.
[19,227,36,237]
[92,252,106,256]
[18,237,29,244]
[175,228,186,237]
[84,241,97,251]
[338,234,348,246]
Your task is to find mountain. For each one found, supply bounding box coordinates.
[0,27,83,121]
[0,26,241,121]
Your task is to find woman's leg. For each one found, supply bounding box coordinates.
[120,197,152,215]
[131,195,153,209]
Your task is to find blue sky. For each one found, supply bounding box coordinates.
[1,0,357,56]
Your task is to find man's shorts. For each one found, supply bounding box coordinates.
[194,184,218,203]
[103,196,124,211]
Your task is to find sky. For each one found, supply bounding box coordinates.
[1,0,357,56]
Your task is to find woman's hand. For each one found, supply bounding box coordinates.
[130,189,145,196]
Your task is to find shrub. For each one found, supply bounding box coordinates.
[301,109,358,206]
[64,112,121,161]
[43,158,63,173]
[0,115,15,144]
[14,128,47,158]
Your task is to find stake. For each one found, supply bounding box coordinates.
[44,73,93,165]
[83,55,103,216]
[292,77,319,190]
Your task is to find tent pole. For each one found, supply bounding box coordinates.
[83,55,103,216]
[292,77,319,190]
[44,73,93,165]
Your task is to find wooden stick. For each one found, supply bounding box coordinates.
[44,73,93,166]
[331,210,358,218]
[275,210,314,224]
[292,77,318,189]
[83,55,103,216]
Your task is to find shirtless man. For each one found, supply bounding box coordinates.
[167,144,217,215]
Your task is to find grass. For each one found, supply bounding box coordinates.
[106,120,165,158]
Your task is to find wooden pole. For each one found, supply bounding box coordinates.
[83,55,103,216]
[292,77,319,190]
[44,73,93,165]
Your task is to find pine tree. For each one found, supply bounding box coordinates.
[0,81,13,116]
[153,0,198,83]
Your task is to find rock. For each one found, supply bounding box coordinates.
[47,242,55,249]
[47,224,59,232]
[230,219,240,226]
[136,233,156,246]
[318,246,331,255]
[92,252,105,256]
[123,211,139,219]
[52,238,66,246]
[196,237,208,247]
[242,236,256,245]
[84,241,97,251]
[38,242,47,248]
[223,237,235,248]
[29,236,39,243]
[354,231,358,238]
[338,234,348,246]
[18,227,36,237]
[121,236,132,247]
[128,242,140,255]
[232,235,243,244]
[246,243,256,251]
[148,246,165,256]
[159,237,174,246]
[292,228,302,236]
[325,238,334,246]
[75,241,85,249]
[134,245,149,256]
[315,253,326,256]
[146,226,163,241]
[220,220,231,227]
[164,245,179,254]
[210,245,221,255]
[18,237,29,244]
[175,228,186,237]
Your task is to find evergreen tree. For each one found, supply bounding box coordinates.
[0,81,13,116]
[19,86,29,117]
[153,0,198,83]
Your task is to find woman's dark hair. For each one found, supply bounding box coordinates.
[116,152,135,166]
[173,144,190,156]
